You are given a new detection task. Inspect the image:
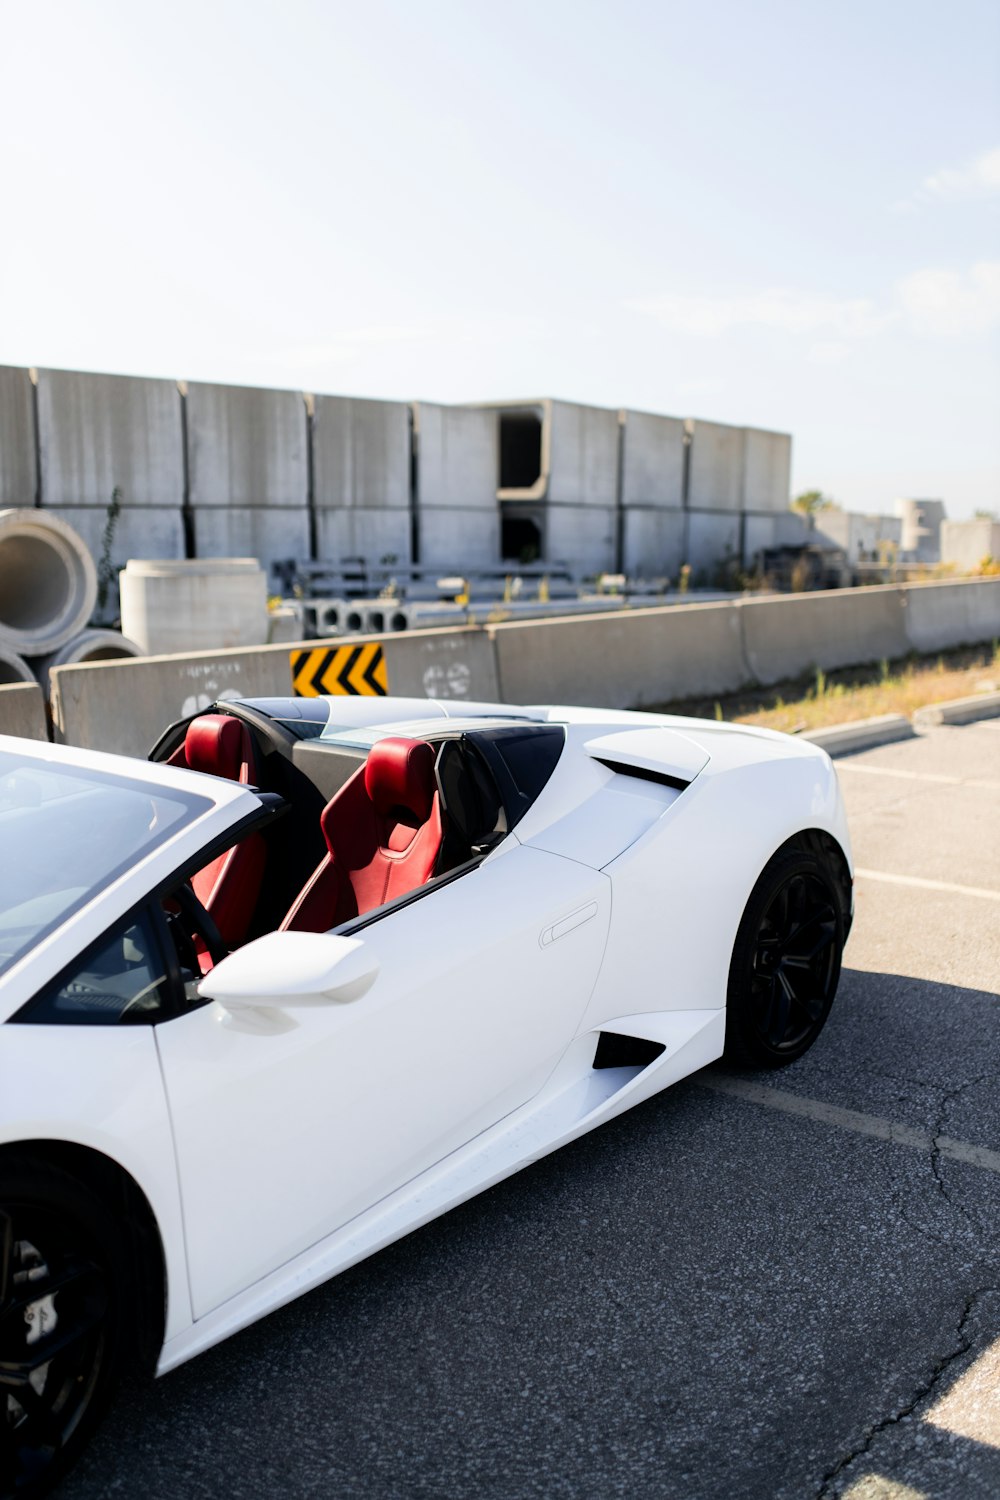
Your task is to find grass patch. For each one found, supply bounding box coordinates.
[650,641,1000,733]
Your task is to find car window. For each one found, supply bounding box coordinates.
[0,752,212,980]
[468,726,564,830]
[13,908,172,1025]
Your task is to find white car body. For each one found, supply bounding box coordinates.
[0,698,852,1384]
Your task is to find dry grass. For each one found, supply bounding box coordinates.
[652,641,1000,733]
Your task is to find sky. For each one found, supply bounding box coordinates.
[1,0,998,517]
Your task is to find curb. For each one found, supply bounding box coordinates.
[800,714,915,757]
[913,690,1000,729]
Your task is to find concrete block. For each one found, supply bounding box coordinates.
[547,400,620,508]
[51,626,498,757]
[620,410,685,510]
[898,498,946,563]
[686,511,742,577]
[0,682,48,739]
[488,600,748,709]
[37,368,183,507]
[940,520,1000,574]
[546,505,616,575]
[739,586,909,685]
[313,395,410,511]
[44,507,185,613]
[120,559,268,654]
[185,382,307,508]
[686,418,744,512]
[902,577,1000,653]
[315,508,412,567]
[192,508,311,582]
[414,403,497,510]
[0,366,36,507]
[742,428,792,512]
[814,509,903,563]
[913,690,1000,728]
[622,508,686,578]
[801,714,915,756]
[418,508,499,571]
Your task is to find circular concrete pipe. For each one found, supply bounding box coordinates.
[0,643,36,686]
[0,509,98,657]
[35,629,144,692]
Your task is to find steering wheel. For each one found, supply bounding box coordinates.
[171,881,229,968]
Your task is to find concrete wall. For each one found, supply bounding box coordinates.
[51,627,499,756]
[686,511,741,577]
[413,403,499,568]
[36,368,184,507]
[941,519,1000,573]
[315,509,411,567]
[0,366,36,507]
[546,505,616,575]
[192,508,311,579]
[547,400,620,508]
[313,396,410,512]
[902,576,1000,652]
[186,382,308,508]
[489,600,747,709]
[620,410,685,511]
[686,419,743,511]
[740,586,910,684]
[0,682,48,740]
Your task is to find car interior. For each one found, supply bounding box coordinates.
[151,703,563,978]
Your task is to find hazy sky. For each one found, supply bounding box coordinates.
[1,0,998,516]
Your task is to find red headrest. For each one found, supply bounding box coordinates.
[185,715,248,782]
[364,738,436,822]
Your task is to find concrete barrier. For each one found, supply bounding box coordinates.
[901,577,1000,654]
[0,682,48,740]
[738,586,909,685]
[488,601,747,709]
[51,627,499,757]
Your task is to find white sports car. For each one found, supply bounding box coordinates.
[0,695,853,1493]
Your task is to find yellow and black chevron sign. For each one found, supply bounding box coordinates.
[291,643,388,697]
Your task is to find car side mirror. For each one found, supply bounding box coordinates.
[198,931,380,1009]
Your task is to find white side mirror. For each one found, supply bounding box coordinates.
[199,931,379,1009]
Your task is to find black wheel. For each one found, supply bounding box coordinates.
[724,847,845,1068]
[0,1161,125,1497]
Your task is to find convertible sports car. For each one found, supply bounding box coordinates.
[0,694,853,1493]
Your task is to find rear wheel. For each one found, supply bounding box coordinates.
[724,848,845,1068]
[0,1162,125,1497]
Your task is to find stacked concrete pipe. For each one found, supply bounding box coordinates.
[0,509,144,690]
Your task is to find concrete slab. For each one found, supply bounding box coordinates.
[36,368,183,507]
[315,508,412,567]
[620,409,684,510]
[192,507,310,581]
[185,382,308,508]
[413,403,497,510]
[622,508,686,579]
[0,365,36,507]
[417,508,499,571]
[546,504,616,574]
[545,399,621,509]
[312,395,410,511]
[742,427,792,511]
[0,682,47,739]
[686,417,743,511]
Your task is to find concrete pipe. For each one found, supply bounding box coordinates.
[0,509,99,657]
[35,629,144,692]
[0,643,36,686]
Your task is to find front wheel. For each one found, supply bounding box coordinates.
[0,1161,125,1497]
[724,847,845,1068]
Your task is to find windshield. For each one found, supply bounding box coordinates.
[0,752,212,980]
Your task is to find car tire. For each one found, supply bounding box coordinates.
[0,1157,128,1497]
[724,846,845,1069]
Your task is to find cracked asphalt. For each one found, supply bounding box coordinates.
[61,718,1000,1500]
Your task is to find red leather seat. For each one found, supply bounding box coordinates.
[179,715,266,960]
[281,737,443,933]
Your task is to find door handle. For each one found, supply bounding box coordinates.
[539,901,599,949]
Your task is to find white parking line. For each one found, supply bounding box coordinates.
[854,868,1000,903]
[698,1074,1000,1174]
[838,764,1000,791]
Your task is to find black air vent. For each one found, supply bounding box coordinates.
[593,757,689,792]
[593,1032,666,1071]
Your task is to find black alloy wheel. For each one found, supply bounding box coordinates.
[724,847,845,1068]
[0,1163,123,1497]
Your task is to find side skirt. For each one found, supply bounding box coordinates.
[157,1007,724,1375]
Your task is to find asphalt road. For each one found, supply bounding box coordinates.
[62,718,1000,1500]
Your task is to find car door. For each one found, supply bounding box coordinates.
[154,840,610,1319]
